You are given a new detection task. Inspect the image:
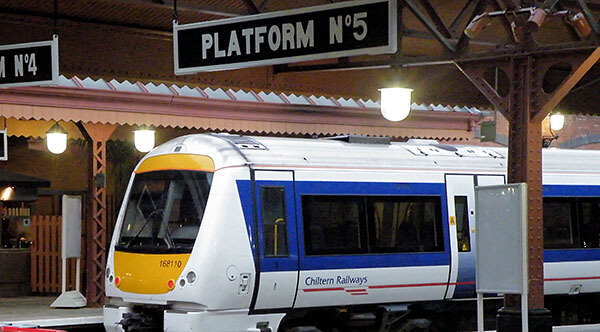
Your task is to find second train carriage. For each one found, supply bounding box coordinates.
[103,134,600,332]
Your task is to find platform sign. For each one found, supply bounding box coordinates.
[475,183,528,332]
[174,0,397,73]
[475,183,527,294]
[0,36,59,88]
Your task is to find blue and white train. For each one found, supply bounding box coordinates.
[103,134,600,332]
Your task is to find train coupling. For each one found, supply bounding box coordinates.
[118,309,163,332]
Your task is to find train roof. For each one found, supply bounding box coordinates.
[141,133,600,174]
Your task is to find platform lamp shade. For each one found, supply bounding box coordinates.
[134,128,155,153]
[46,122,68,154]
[380,87,413,122]
[550,113,565,131]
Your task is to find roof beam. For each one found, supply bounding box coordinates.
[0,8,175,33]
[417,0,452,38]
[449,0,479,36]
[111,0,250,17]
[402,28,500,47]
[534,47,600,122]
[241,0,261,14]
[490,0,517,43]
[455,0,488,52]
[403,0,456,53]
[274,41,600,73]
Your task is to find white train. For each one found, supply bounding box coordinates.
[103,134,600,332]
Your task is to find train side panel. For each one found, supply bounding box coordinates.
[295,266,450,308]
[292,169,452,309]
[542,171,600,296]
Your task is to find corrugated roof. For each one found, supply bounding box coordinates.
[63,76,488,115]
[0,75,486,142]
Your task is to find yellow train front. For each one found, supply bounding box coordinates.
[103,134,279,332]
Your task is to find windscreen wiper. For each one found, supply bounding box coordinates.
[124,209,161,248]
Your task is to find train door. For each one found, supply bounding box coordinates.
[253,170,299,310]
[445,174,504,298]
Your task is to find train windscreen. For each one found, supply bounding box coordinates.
[115,170,213,253]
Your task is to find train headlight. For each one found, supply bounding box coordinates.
[186,271,197,284]
[107,266,114,283]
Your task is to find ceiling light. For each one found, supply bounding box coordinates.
[464,14,491,39]
[569,13,592,38]
[134,129,155,153]
[46,122,67,154]
[550,113,565,131]
[380,87,413,122]
[527,8,547,32]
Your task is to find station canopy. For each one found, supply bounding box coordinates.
[1,1,600,113]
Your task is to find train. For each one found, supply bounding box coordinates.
[103,133,600,332]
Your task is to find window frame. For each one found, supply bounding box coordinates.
[260,186,290,258]
[301,194,444,256]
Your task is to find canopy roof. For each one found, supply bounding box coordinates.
[0,75,486,141]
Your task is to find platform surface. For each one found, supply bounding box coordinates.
[0,296,102,328]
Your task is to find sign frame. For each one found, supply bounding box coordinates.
[0,130,7,161]
[0,35,59,88]
[173,0,397,74]
[474,183,528,332]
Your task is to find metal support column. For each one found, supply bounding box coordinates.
[498,57,551,331]
[78,122,116,306]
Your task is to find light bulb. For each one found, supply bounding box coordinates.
[380,87,413,122]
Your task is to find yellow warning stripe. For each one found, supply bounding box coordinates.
[136,154,215,173]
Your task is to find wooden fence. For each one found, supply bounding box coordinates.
[30,215,78,293]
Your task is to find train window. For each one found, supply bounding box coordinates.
[260,187,288,257]
[301,195,443,255]
[543,198,578,249]
[116,170,213,253]
[367,196,444,253]
[578,199,600,248]
[302,196,367,255]
[454,196,471,252]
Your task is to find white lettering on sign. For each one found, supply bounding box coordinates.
[254,26,267,53]
[268,25,281,51]
[12,53,38,78]
[199,20,316,60]
[214,32,226,58]
[201,34,213,59]
[28,53,37,75]
[353,12,368,40]
[228,31,241,56]
[242,28,254,55]
[297,20,314,48]
[282,23,295,50]
[0,56,4,78]
[328,12,368,44]
[329,16,343,44]
[14,54,23,77]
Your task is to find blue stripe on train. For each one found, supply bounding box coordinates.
[543,184,600,262]
[236,181,600,273]
[237,180,451,272]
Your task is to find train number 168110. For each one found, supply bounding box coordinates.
[159,259,182,268]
